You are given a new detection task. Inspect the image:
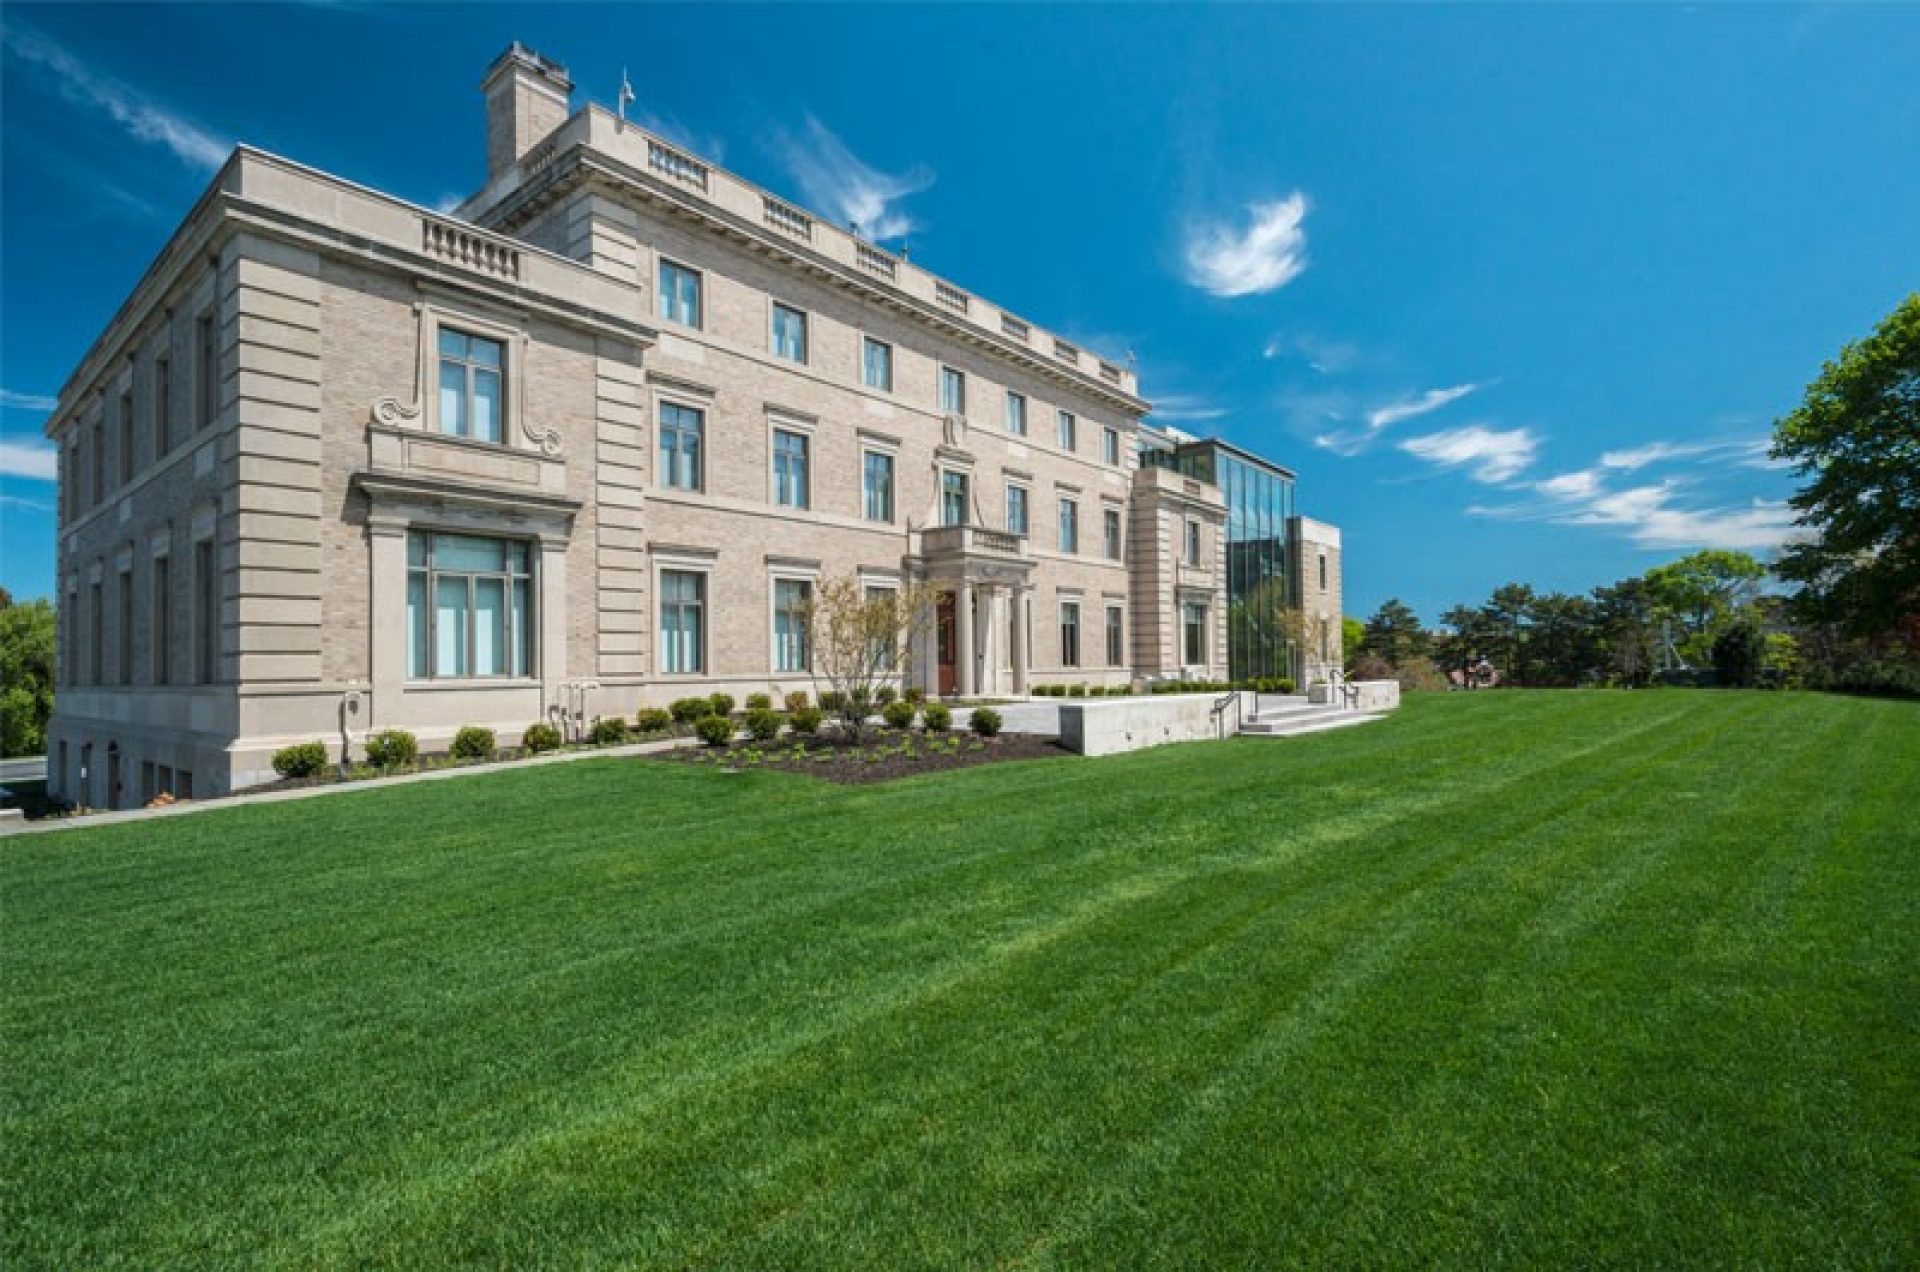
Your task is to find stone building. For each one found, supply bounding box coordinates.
[42,43,1340,804]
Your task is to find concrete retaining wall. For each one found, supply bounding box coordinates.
[1058,692,1248,758]
[1309,679,1401,711]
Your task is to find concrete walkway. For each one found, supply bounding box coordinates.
[0,736,695,838]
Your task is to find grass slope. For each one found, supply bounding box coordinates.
[4,692,1916,1268]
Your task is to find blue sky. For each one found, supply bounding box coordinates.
[3,3,1916,621]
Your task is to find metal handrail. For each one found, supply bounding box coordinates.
[1211,690,1244,739]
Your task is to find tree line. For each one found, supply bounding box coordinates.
[1350,294,1919,696]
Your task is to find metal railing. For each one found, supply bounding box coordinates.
[1211,690,1244,739]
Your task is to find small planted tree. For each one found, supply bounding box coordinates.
[800,575,938,742]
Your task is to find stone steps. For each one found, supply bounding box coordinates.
[1237,705,1385,738]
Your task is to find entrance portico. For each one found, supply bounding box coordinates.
[916,525,1033,699]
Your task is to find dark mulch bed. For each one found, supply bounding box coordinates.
[654,729,1072,785]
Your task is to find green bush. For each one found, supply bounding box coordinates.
[744,692,772,711]
[364,729,418,769]
[450,726,496,760]
[669,697,711,724]
[271,741,329,779]
[922,702,952,732]
[589,716,632,746]
[789,706,824,734]
[969,707,1002,737]
[522,722,562,754]
[635,707,673,733]
[818,690,847,713]
[875,686,898,706]
[881,700,917,730]
[783,690,810,714]
[708,692,737,718]
[903,686,926,706]
[1068,684,1088,698]
[695,714,735,747]
[1278,678,1296,695]
[744,707,782,742]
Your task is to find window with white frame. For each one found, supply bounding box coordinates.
[1104,507,1123,561]
[658,258,702,327]
[942,470,969,527]
[863,450,895,522]
[866,584,898,666]
[940,366,966,414]
[437,329,505,443]
[1060,601,1081,668]
[1057,409,1077,451]
[406,532,532,679]
[771,302,808,363]
[1106,604,1125,666]
[1006,484,1030,536]
[1183,601,1207,665]
[1005,390,1027,436]
[1103,426,1121,465]
[1058,497,1079,554]
[658,401,704,491]
[863,337,893,391]
[774,577,812,672]
[773,428,810,509]
[1185,519,1202,566]
[659,569,705,674]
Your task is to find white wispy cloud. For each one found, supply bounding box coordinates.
[1472,475,1800,553]
[1182,194,1309,298]
[1599,440,1715,471]
[1400,425,1539,483]
[771,115,932,242]
[0,441,59,482]
[1366,383,1478,432]
[0,493,56,514]
[1150,395,1229,423]
[1263,331,1359,374]
[1,390,58,412]
[2,23,229,171]
[1535,468,1602,500]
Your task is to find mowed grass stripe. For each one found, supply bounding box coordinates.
[3,692,1915,1269]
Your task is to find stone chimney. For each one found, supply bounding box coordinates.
[482,43,573,181]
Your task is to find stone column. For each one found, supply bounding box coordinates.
[1011,586,1029,696]
[538,533,569,708]
[955,580,974,698]
[367,518,408,728]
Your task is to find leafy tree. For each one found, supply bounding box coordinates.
[1644,549,1766,664]
[1359,598,1427,667]
[801,575,938,741]
[0,596,57,758]
[1712,620,1766,688]
[1484,583,1536,684]
[1771,293,1920,635]
[1527,592,1601,686]
[1341,616,1366,673]
[1592,577,1661,687]
[1436,604,1503,679]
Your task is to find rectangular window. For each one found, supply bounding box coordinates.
[866,584,898,666]
[940,366,966,415]
[117,569,133,685]
[1005,391,1027,436]
[194,540,218,684]
[1103,426,1121,465]
[1060,601,1081,668]
[1057,410,1077,451]
[771,302,808,363]
[1184,601,1207,666]
[773,429,810,509]
[1058,497,1079,554]
[658,258,702,327]
[436,329,505,443]
[658,401,704,491]
[197,314,217,432]
[1186,519,1202,566]
[1106,605,1125,666]
[862,337,893,391]
[774,577,812,672]
[405,532,533,680]
[152,556,170,685]
[154,356,171,455]
[1319,552,1328,590]
[1005,485,1029,536]
[863,451,895,523]
[1104,507,1123,561]
[941,470,969,527]
[659,569,706,674]
[118,392,134,484]
[89,581,103,685]
[90,422,104,506]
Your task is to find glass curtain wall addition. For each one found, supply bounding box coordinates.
[1218,449,1296,681]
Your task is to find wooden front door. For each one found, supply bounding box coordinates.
[936,592,956,696]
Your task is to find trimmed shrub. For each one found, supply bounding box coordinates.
[364,729,418,769]
[450,726,495,760]
[695,714,735,747]
[708,692,737,718]
[272,741,329,779]
[789,706,824,734]
[589,716,631,746]
[818,690,847,713]
[969,707,1002,737]
[522,722,562,754]
[783,690,810,714]
[635,707,673,733]
[744,707,782,742]
[1278,677,1296,695]
[669,697,711,724]
[903,686,926,706]
[881,700,917,730]
[875,685,898,706]
[744,692,773,711]
[1068,684,1088,698]
[922,702,952,732]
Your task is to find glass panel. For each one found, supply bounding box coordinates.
[473,577,506,676]
[511,578,530,676]
[435,576,469,677]
[407,571,428,678]
[470,336,502,368]
[473,368,501,443]
[407,532,427,567]
[438,329,466,358]
[438,360,465,436]
[433,534,505,573]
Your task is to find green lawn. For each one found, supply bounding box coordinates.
[4,692,1916,1268]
